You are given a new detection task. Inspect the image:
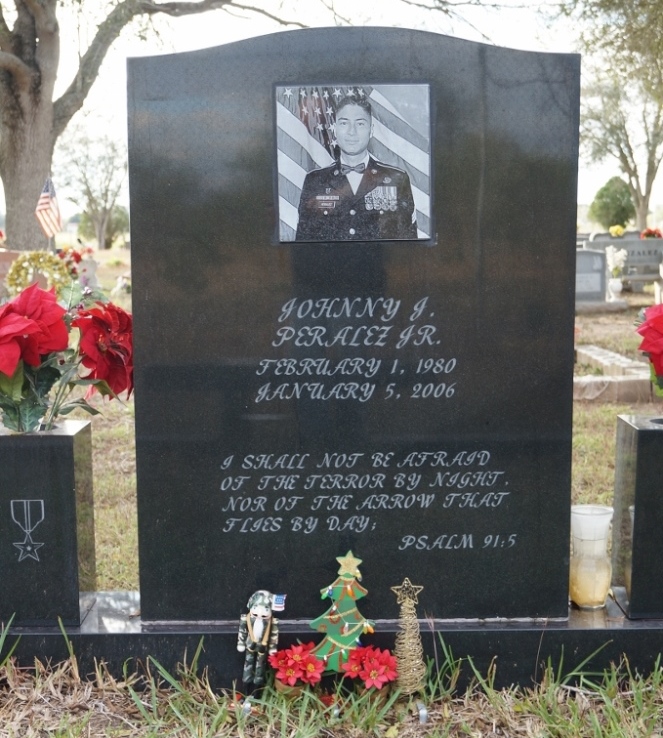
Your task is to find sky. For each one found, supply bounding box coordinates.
[7,1,632,218]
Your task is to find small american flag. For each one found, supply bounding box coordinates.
[34,177,62,238]
[272,593,287,612]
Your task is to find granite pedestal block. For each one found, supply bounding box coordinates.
[612,415,663,618]
[0,420,96,626]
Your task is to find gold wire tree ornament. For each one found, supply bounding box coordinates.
[391,577,426,695]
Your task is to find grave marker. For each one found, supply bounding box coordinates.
[128,28,579,622]
[576,249,606,302]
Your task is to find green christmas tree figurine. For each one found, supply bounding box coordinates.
[310,551,375,673]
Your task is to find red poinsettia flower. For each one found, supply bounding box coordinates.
[342,646,398,690]
[360,663,390,690]
[286,642,313,665]
[2,284,69,368]
[268,650,289,671]
[275,664,303,687]
[0,304,41,376]
[341,656,363,678]
[269,642,324,686]
[300,655,324,685]
[375,648,398,682]
[637,304,663,377]
[73,302,133,397]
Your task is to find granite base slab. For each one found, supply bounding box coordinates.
[5,590,663,691]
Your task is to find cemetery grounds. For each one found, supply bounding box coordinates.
[1,252,662,737]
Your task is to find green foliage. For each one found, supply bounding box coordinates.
[78,204,129,250]
[588,176,635,229]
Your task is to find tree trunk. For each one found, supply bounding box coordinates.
[1,120,55,252]
[635,196,649,231]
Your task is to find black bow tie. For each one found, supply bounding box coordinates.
[340,163,366,175]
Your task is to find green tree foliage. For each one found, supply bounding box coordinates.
[57,132,128,250]
[562,0,663,229]
[581,65,663,230]
[561,0,663,66]
[588,176,635,229]
[79,205,129,250]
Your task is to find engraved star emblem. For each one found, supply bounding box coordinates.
[391,578,424,605]
[283,88,293,99]
[323,90,330,100]
[337,550,362,579]
[14,535,44,562]
[332,88,342,100]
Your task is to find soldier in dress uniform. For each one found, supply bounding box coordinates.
[295,96,418,242]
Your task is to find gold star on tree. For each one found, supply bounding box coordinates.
[391,577,424,604]
[336,550,363,578]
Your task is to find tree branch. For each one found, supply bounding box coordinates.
[227,2,306,27]
[52,0,305,139]
[0,49,36,89]
[136,0,303,26]
[0,6,12,51]
[21,0,58,35]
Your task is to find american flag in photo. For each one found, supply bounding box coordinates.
[276,85,431,241]
[34,177,62,238]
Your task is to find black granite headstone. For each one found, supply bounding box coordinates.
[612,415,663,618]
[0,420,95,626]
[128,28,579,621]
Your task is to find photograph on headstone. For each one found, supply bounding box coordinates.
[276,84,431,242]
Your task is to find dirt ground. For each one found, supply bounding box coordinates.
[575,292,653,362]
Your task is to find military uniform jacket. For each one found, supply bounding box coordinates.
[295,157,418,241]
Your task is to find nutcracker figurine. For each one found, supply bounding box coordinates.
[237,590,284,686]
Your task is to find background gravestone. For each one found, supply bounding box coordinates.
[128,28,579,622]
[576,249,606,302]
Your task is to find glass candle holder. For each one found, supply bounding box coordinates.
[569,504,614,610]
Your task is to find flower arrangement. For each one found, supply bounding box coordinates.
[5,251,70,297]
[636,304,663,396]
[605,245,628,278]
[640,228,662,239]
[268,642,325,688]
[0,283,133,432]
[56,245,95,279]
[609,225,625,238]
[341,645,398,690]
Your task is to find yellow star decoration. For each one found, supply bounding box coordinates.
[336,550,363,579]
[391,578,424,605]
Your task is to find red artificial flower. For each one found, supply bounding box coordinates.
[300,655,324,685]
[342,646,398,690]
[317,692,337,708]
[276,664,303,687]
[268,650,289,671]
[341,657,363,678]
[0,304,41,376]
[0,284,68,373]
[637,304,663,377]
[269,642,324,686]
[73,302,133,397]
[360,663,390,690]
[375,648,398,681]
